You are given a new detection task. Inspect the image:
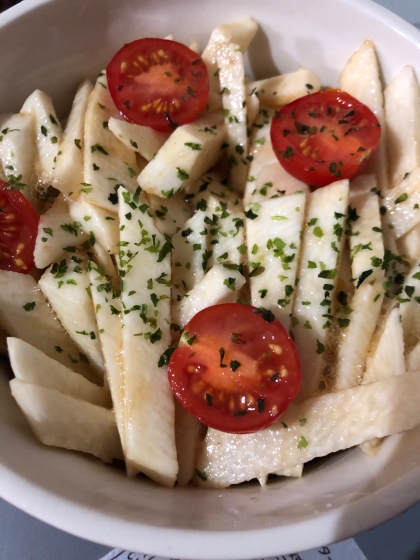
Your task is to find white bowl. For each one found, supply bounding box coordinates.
[2,0,420,557]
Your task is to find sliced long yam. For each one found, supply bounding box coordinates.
[83,72,139,212]
[384,168,420,239]
[247,193,306,331]
[246,69,321,107]
[39,255,105,378]
[68,196,119,254]
[171,209,210,303]
[201,17,258,114]
[339,40,388,193]
[0,270,96,381]
[385,66,420,188]
[34,195,89,269]
[196,370,420,487]
[10,379,122,463]
[175,402,205,487]
[138,114,226,197]
[217,42,248,193]
[118,187,177,486]
[108,117,169,161]
[244,107,308,206]
[335,175,385,389]
[147,191,193,238]
[20,90,63,186]
[406,343,420,372]
[7,337,111,407]
[88,263,125,450]
[399,260,420,349]
[0,113,37,205]
[398,224,420,264]
[205,192,245,269]
[291,180,349,398]
[184,171,232,204]
[173,265,246,329]
[53,79,93,199]
[363,307,404,384]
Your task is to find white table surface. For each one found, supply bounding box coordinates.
[2,1,420,559]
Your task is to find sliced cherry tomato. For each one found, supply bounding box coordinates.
[270,89,381,187]
[0,181,39,274]
[107,38,209,132]
[168,303,301,434]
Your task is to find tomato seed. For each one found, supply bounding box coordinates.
[269,344,282,355]
[280,365,288,377]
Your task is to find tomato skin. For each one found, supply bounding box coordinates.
[168,304,301,434]
[0,181,39,274]
[270,89,381,187]
[107,38,209,132]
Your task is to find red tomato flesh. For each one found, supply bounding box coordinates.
[0,181,39,273]
[270,89,381,187]
[168,303,301,434]
[107,38,209,132]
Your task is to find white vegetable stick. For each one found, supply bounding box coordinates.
[244,107,308,206]
[216,41,249,193]
[20,90,63,186]
[339,40,388,193]
[118,187,177,486]
[384,168,420,239]
[10,379,122,464]
[246,90,260,136]
[90,242,116,278]
[34,195,89,269]
[171,209,209,303]
[335,175,385,389]
[173,265,246,328]
[363,307,405,384]
[68,196,119,254]
[0,113,37,204]
[291,180,349,398]
[398,224,420,264]
[205,17,258,54]
[246,69,321,107]
[108,117,170,161]
[138,113,226,197]
[188,41,199,53]
[7,338,111,407]
[385,66,420,188]
[0,270,97,381]
[53,80,93,198]
[83,71,139,212]
[399,261,420,349]
[196,370,420,487]
[88,263,125,453]
[184,170,232,204]
[406,343,420,372]
[39,256,105,378]
[202,17,258,114]
[247,193,306,331]
[175,401,205,486]
[146,191,193,238]
[205,192,245,269]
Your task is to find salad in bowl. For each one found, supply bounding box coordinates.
[2,0,420,557]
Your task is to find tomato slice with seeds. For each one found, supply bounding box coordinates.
[107,38,209,132]
[0,181,39,274]
[168,303,301,434]
[270,89,381,187]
